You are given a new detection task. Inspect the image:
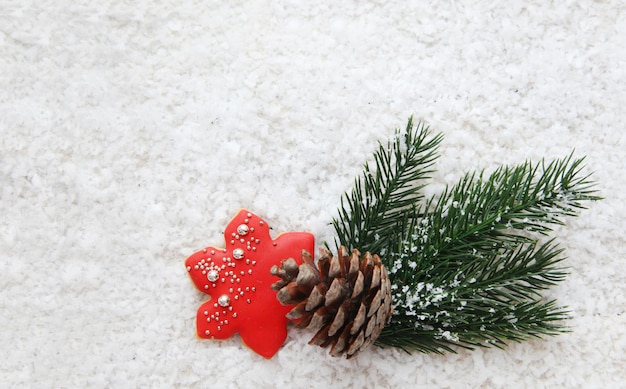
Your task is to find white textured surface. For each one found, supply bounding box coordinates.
[1,1,625,387]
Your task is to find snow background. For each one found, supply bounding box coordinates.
[1,1,624,387]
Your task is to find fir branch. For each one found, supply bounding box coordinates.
[332,118,600,353]
[332,117,443,255]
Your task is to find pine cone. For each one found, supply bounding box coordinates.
[270,246,393,358]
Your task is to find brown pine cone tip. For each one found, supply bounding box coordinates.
[270,246,393,358]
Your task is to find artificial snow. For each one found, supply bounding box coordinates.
[1,1,625,388]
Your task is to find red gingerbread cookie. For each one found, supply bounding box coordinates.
[185,209,314,358]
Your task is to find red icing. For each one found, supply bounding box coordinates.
[185,209,314,358]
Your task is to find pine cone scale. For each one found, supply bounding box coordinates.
[295,263,319,292]
[370,266,381,290]
[286,301,307,320]
[346,331,365,355]
[350,302,367,335]
[328,303,348,336]
[328,251,342,278]
[324,278,347,307]
[305,284,325,311]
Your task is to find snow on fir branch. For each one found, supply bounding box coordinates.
[332,118,601,354]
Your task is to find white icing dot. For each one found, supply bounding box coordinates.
[233,312,238,318]
[218,295,230,307]
[186,266,191,272]
[233,248,245,260]
[248,269,253,274]
[237,224,249,236]
[204,311,208,315]
[205,330,210,335]
[247,213,252,217]
[207,270,219,282]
